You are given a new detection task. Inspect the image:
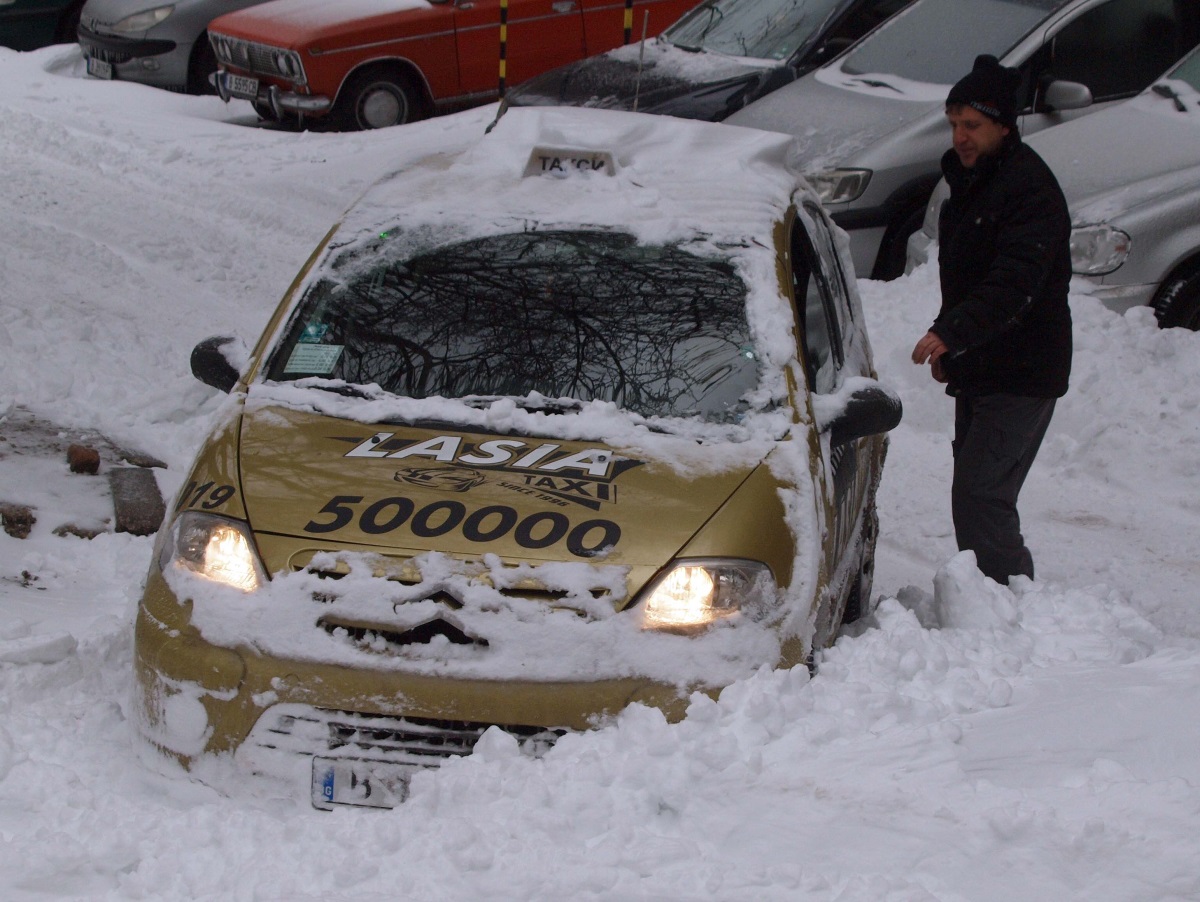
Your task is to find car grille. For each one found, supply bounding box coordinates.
[246,705,565,766]
[295,553,622,617]
[86,46,133,64]
[210,34,305,84]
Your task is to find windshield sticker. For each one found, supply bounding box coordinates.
[284,343,343,374]
[299,323,330,344]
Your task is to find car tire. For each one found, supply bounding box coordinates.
[333,67,426,131]
[842,505,878,625]
[187,33,218,96]
[1152,268,1200,331]
[871,206,926,281]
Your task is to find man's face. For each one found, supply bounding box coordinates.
[946,104,1010,168]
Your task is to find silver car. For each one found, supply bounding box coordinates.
[78,0,266,94]
[727,0,1200,280]
[909,45,1200,330]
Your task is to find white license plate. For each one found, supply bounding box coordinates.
[86,57,113,80]
[311,757,412,810]
[223,73,259,100]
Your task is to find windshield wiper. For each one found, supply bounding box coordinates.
[461,395,583,414]
[303,382,374,399]
[1151,83,1189,112]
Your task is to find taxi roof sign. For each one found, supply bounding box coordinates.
[524,146,616,178]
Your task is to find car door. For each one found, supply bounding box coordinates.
[790,202,872,573]
[454,0,586,98]
[1017,0,1200,136]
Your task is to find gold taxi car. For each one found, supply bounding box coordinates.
[137,107,901,808]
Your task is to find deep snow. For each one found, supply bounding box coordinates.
[1,43,1199,902]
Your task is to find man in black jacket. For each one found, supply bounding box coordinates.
[911,54,1072,585]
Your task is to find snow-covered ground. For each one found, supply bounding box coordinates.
[2,44,1199,901]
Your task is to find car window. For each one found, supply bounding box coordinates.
[1042,0,1191,102]
[804,202,855,325]
[664,0,847,61]
[268,230,761,423]
[1167,44,1200,90]
[839,0,1070,84]
[790,212,844,394]
[820,0,913,49]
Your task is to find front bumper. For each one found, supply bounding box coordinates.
[77,22,187,88]
[133,568,697,789]
[78,23,175,60]
[213,69,331,118]
[1072,278,1157,316]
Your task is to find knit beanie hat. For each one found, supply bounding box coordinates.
[946,55,1021,127]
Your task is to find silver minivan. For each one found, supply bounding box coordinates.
[910,45,1200,331]
[727,0,1200,280]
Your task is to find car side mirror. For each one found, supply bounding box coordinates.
[190,335,245,393]
[815,380,903,447]
[1040,79,1092,113]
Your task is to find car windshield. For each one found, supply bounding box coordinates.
[267,230,760,423]
[664,0,846,61]
[840,0,1068,84]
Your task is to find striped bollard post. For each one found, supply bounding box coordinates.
[499,0,509,98]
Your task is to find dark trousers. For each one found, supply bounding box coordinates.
[952,393,1056,584]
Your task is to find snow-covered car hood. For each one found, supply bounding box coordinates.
[725,64,941,169]
[236,400,773,574]
[1027,92,1200,224]
[207,0,435,48]
[80,0,251,30]
[506,39,781,121]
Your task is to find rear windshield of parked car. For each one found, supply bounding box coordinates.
[665,0,845,61]
[840,0,1069,85]
[268,230,760,423]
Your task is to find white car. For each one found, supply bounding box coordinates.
[908,44,1200,330]
[727,0,1200,280]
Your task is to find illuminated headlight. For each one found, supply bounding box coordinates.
[808,169,872,204]
[111,5,174,33]
[272,49,303,80]
[1070,224,1131,275]
[639,560,776,632]
[160,512,266,592]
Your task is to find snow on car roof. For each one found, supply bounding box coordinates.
[335,107,806,254]
[254,108,818,458]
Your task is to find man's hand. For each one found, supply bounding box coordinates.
[912,331,949,366]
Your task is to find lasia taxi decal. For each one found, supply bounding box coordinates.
[394,465,487,493]
[338,433,642,512]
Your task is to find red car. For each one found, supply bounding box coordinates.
[209,0,700,130]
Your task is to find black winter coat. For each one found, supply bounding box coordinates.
[931,136,1072,398]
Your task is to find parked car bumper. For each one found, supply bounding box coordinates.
[78,22,187,88]
[213,68,331,117]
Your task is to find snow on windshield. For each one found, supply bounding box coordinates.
[664,0,842,61]
[250,108,819,452]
